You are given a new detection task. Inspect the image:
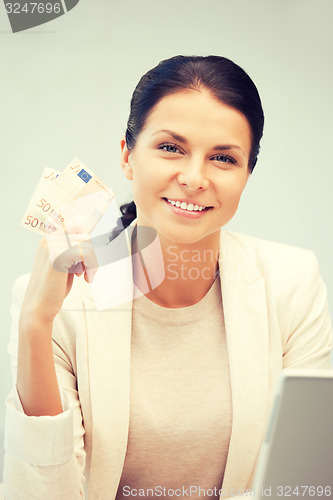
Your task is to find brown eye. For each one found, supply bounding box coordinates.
[213,154,236,164]
[159,143,182,154]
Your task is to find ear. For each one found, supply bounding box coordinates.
[120,136,133,180]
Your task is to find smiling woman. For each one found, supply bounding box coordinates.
[118,55,263,308]
[3,55,333,500]
[121,89,253,306]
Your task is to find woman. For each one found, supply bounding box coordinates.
[4,55,332,499]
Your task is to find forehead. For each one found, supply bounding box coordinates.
[139,89,252,154]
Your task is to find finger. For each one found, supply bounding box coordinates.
[84,266,97,283]
[45,230,92,264]
[66,273,75,296]
[53,240,98,276]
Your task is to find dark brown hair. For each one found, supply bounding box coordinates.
[118,55,264,231]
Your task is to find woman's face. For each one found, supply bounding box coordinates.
[121,89,252,246]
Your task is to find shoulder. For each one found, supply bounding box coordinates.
[11,272,31,301]
[220,230,321,289]
[221,230,315,258]
[221,230,318,267]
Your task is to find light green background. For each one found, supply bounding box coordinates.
[0,0,332,481]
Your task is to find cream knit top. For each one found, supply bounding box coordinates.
[116,275,232,499]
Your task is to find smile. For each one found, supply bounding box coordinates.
[165,199,207,212]
[163,197,212,219]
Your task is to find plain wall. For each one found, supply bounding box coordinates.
[0,0,332,481]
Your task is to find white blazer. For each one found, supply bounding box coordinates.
[4,229,333,500]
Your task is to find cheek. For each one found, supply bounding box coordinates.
[217,177,248,213]
[132,160,166,195]
[131,169,161,211]
[218,175,247,198]
[133,171,154,196]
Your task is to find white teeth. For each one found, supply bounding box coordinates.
[167,199,206,211]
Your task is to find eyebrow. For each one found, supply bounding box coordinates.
[152,129,245,156]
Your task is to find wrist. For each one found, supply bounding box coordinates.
[19,309,54,341]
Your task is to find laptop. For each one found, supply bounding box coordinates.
[252,369,333,500]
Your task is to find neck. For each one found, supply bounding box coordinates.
[132,228,221,308]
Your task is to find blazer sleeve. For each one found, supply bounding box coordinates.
[3,274,87,500]
[282,250,333,370]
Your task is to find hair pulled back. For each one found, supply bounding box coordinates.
[119,55,264,231]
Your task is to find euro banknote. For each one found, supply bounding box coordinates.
[19,158,165,310]
[20,158,115,235]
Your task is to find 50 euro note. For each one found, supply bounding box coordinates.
[19,158,165,311]
[20,157,117,236]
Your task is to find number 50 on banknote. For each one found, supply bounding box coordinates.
[20,157,116,236]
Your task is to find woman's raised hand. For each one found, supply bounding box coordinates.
[17,211,99,416]
[20,190,105,327]
[20,230,97,328]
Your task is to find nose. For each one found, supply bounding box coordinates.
[177,157,209,191]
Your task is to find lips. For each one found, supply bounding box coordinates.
[162,197,213,219]
[163,197,212,212]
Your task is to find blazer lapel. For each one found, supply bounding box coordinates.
[219,231,270,495]
[83,218,136,500]
[82,221,164,498]
[83,296,133,499]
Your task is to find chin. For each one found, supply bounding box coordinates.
[160,226,220,246]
